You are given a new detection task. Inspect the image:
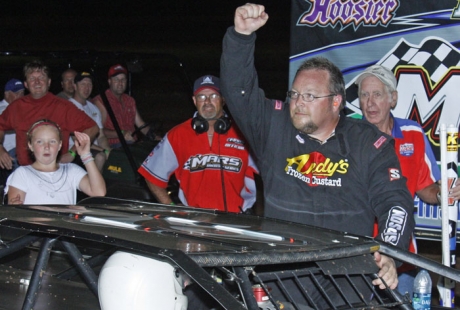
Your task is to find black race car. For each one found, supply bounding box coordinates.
[0,198,459,310]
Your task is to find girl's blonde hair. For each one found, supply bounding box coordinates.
[27,119,62,143]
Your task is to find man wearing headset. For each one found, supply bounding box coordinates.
[138,75,258,213]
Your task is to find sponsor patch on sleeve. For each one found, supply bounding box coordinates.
[388,168,401,181]
[274,100,283,110]
[381,206,407,246]
[373,136,387,149]
[399,143,414,156]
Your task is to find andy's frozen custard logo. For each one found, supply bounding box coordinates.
[285,152,348,177]
[285,152,347,187]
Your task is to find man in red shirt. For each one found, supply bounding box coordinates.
[0,60,98,168]
[138,75,258,213]
[93,64,151,148]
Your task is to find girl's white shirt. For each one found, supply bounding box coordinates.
[5,163,87,204]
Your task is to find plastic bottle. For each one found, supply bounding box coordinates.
[412,269,432,309]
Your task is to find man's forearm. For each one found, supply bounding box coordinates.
[417,182,440,205]
[83,125,99,144]
[97,134,111,150]
[67,125,100,154]
[0,130,13,169]
[146,181,173,204]
[140,125,150,135]
[103,128,122,139]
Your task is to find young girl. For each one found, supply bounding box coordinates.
[5,119,106,204]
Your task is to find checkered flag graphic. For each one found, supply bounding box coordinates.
[346,37,460,113]
[380,38,460,83]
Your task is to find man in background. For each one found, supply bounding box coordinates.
[355,64,441,297]
[0,79,25,170]
[69,72,111,171]
[93,64,151,148]
[56,68,77,100]
[0,60,98,168]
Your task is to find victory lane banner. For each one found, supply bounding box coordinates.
[289,0,460,242]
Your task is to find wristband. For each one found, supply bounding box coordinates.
[170,202,175,205]
[80,153,94,165]
[82,158,95,165]
[104,149,110,155]
[68,150,76,158]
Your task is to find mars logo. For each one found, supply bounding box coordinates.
[185,154,242,173]
[298,0,399,29]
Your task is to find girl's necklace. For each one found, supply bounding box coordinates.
[25,165,68,192]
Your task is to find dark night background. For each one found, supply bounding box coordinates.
[0,1,290,130]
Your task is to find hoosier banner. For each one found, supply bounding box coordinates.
[289,0,460,240]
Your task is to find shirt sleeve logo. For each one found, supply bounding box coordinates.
[399,143,414,156]
[374,135,387,149]
[381,206,408,246]
[388,168,401,181]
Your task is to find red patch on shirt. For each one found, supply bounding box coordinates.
[274,100,283,110]
[374,136,387,149]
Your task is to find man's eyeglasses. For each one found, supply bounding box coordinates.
[287,90,336,102]
[195,93,221,102]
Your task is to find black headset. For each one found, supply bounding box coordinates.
[191,113,231,134]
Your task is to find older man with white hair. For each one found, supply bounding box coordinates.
[355,64,440,297]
